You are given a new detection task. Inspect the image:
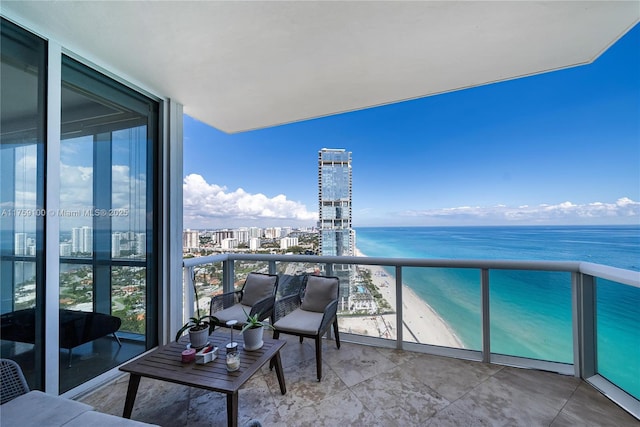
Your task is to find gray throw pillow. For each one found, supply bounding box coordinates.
[300,276,338,313]
[241,274,276,307]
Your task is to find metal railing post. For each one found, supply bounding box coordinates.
[481,268,490,363]
[184,266,195,324]
[574,272,597,379]
[396,265,403,349]
[222,259,235,293]
[325,263,334,276]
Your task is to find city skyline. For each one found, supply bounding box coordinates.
[183,24,639,229]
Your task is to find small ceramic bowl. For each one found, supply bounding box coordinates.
[195,345,218,364]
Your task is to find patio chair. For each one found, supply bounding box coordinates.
[209,272,279,329]
[1,358,30,405]
[271,274,340,381]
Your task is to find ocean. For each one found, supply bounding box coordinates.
[354,225,640,399]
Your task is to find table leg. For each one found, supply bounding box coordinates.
[226,392,238,427]
[272,351,287,395]
[123,374,141,418]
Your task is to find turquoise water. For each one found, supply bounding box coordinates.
[355,225,640,399]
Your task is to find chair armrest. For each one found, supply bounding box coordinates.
[209,290,242,314]
[273,294,301,322]
[318,299,338,334]
[249,295,276,321]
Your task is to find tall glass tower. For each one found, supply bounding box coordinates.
[318,148,353,302]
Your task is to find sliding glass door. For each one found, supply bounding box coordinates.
[1,18,160,393]
[58,56,159,392]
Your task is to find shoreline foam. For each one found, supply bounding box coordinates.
[339,248,463,348]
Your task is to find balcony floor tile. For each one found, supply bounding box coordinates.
[79,337,640,427]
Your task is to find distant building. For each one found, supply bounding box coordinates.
[135,233,146,255]
[60,242,72,257]
[318,148,354,300]
[248,227,263,239]
[234,228,249,244]
[264,227,282,239]
[280,236,298,250]
[249,237,261,251]
[318,148,353,257]
[72,226,92,254]
[112,232,121,257]
[281,226,292,237]
[221,237,238,250]
[14,232,26,255]
[183,229,199,251]
[213,229,234,245]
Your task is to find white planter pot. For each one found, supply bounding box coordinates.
[189,326,209,349]
[242,326,264,351]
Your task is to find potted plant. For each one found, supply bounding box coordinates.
[241,309,274,351]
[176,269,218,349]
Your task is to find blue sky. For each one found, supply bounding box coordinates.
[183,24,639,230]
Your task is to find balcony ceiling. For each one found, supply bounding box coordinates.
[2,1,639,133]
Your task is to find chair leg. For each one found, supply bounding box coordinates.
[333,319,341,349]
[315,335,322,381]
[269,330,280,371]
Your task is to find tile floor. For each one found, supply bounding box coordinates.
[79,334,639,427]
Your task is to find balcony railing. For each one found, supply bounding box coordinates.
[182,253,640,419]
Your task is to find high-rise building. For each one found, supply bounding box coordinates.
[213,229,234,246]
[280,236,298,250]
[135,233,146,256]
[183,229,199,251]
[71,226,93,254]
[221,237,238,250]
[234,228,249,244]
[14,233,27,255]
[249,237,261,251]
[318,148,353,256]
[112,232,121,257]
[59,242,72,257]
[318,148,354,300]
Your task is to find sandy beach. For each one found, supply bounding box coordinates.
[339,249,463,348]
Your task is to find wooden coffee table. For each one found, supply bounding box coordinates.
[119,330,286,427]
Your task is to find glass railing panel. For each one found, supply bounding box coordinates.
[234,259,269,289]
[596,278,640,400]
[192,261,224,300]
[275,262,320,297]
[400,267,477,349]
[489,270,572,363]
[337,264,397,340]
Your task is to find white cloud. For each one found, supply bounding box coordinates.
[398,198,640,225]
[183,174,317,228]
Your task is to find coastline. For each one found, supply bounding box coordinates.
[339,248,463,348]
